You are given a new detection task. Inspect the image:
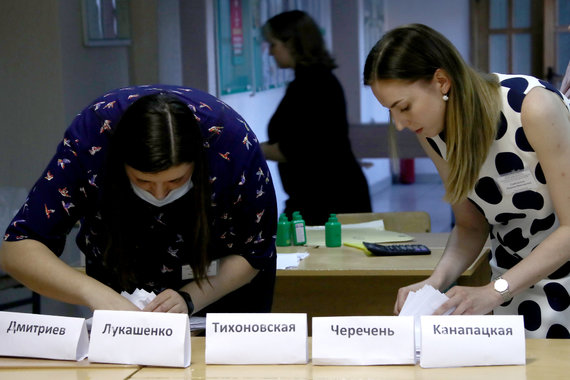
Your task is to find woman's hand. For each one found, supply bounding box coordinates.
[143,289,188,313]
[434,284,502,316]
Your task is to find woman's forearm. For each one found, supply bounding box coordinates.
[0,240,137,311]
[430,222,489,291]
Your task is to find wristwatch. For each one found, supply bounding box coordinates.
[493,277,513,303]
[177,290,195,315]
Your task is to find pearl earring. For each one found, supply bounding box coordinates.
[442,94,449,102]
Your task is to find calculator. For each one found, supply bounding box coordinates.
[363,242,431,256]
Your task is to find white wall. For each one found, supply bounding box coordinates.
[361,0,471,125]
[361,0,471,179]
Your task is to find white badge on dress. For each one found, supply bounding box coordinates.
[495,169,537,195]
[181,260,219,280]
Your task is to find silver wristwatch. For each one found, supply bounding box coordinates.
[493,277,513,303]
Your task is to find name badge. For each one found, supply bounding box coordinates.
[312,316,415,365]
[0,311,88,361]
[420,315,525,368]
[88,310,190,367]
[496,169,537,195]
[182,260,219,280]
[205,313,307,364]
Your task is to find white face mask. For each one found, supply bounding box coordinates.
[130,177,193,207]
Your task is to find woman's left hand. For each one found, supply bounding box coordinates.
[143,289,188,313]
[434,284,502,316]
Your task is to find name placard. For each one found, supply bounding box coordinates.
[205,313,307,364]
[312,316,415,365]
[420,315,526,368]
[88,310,190,367]
[0,311,88,361]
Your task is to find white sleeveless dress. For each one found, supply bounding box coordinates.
[427,74,570,338]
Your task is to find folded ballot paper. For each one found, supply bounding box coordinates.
[399,285,454,317]
[121,289,206,330]
[399,285,454,361]
[121,288,156,309]
[87,289,206,331]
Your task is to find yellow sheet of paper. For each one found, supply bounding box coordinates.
[305,220,413,247]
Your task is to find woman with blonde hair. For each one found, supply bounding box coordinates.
[364,23,570,338]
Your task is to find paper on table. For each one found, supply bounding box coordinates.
[277,252,310,269]
[306,220,413,247]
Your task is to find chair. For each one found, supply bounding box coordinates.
[335,211,431,233]
[0,274,41,313]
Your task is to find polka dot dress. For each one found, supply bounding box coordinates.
[427,74,570,338]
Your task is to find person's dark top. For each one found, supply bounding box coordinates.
[267,65,371,225]
[4,85,277,313]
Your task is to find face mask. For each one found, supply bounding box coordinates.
[130,177,193,207]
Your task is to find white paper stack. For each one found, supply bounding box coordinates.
[399,285,454,317]
[87,289,204,332]
[399,285,455,361]
[121,288,156,309]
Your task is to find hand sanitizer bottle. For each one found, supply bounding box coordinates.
[291,211,307,246]
[276,213,291,246]
[325,213,342,247]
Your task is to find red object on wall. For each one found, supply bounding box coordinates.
[399,158,415,184]
[230,0,243,57]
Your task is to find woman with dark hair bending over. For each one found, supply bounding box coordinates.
[364,24,570,338]
[261,10,371,226]
[0,85,277,315]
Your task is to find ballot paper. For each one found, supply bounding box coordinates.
[399,285,455,361]
[121,288,156,309]
[122,289,206,331]
[399,285,454,317]
[86,289,205,332]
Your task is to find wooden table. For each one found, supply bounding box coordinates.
[1,338,567,379]
[134,337,567,379]
[0,356,140,379]
[273,233,491,319]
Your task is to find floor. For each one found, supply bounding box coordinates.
[369,175,453,233]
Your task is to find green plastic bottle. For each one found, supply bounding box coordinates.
[291,211,307,246]
[325,213,342,247]
[276,213,291,246]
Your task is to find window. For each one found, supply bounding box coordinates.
[544,0,570,87]
[471,0,542,76]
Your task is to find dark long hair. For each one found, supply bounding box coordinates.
[101,93,211,289]
[262,10,336,70]
[363,24,500,203]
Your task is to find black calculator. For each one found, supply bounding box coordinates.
[363,242,431,256]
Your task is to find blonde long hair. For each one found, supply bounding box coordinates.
[363,24,501,203]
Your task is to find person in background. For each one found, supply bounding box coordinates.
[364,24,570,338]
[0,85,277,316]
[260,10,371,226]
